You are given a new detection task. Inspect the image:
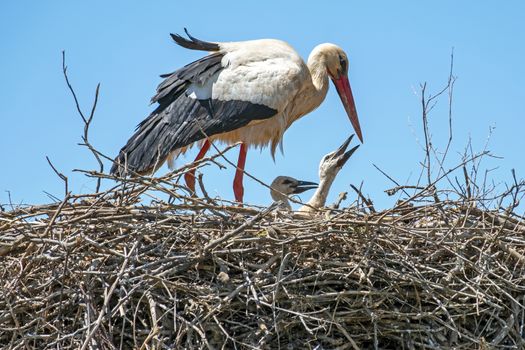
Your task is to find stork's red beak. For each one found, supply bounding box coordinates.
[332,75,363,143]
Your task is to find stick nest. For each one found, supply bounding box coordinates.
[1,177,525,350]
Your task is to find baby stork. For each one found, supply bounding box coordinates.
[270,135,359,212]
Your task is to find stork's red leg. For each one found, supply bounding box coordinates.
[233,143,247,203]
[184,140,211,194]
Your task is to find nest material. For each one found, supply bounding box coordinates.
[1,179,525,350]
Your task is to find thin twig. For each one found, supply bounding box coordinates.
[62,51,104,192]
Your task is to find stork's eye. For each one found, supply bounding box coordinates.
[282,179,292,185]
[338,55,347,72]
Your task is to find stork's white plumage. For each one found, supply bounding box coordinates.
[111,29,363,203]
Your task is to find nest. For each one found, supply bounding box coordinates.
[1,170,525,350]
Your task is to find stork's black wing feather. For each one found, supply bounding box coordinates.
[111,51,277,176]
[152,52,224,107]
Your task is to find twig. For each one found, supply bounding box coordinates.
[62,51,104,192]
[46,156,69,197]
[350,184,376,213]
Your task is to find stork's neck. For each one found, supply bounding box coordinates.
[286,46,330,124]
[299,175,336,213]
[306,50,330,104]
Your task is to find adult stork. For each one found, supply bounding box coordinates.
[270,135,359,212]
[111,29,363,203]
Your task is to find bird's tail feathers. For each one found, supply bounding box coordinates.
[170,28,220,52]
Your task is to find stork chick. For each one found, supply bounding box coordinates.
[270,176,318,210]
[270,135,359,212]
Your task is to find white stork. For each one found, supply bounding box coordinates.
[270,135,359,212]
[111,29,363,203]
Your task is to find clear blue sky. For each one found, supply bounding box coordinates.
[1,1,524,210]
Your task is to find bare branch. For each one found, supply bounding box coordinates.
[62,51,104,192]
[46,156,69,197]
[350,183,375,212]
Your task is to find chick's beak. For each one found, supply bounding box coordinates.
[334,134,360,167]
[292,180,318,194]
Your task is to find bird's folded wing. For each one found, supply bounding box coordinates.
[111,45,303,176]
